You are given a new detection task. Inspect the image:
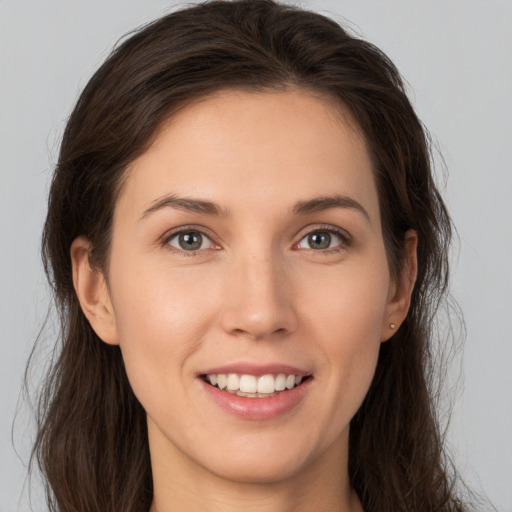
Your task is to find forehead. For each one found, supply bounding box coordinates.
[117,88,379,225]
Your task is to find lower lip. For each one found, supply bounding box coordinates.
[199,378,312,420]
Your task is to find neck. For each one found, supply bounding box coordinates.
[148,422,363,512]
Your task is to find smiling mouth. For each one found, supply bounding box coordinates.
[201,373,312,398]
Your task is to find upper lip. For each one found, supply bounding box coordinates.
[200,362,312,377]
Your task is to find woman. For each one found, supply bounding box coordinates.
[32,0,474,510]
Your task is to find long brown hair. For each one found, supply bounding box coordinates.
[31,0,471,510]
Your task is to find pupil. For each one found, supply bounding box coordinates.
[308,232,331,250]
[179,232,202,250]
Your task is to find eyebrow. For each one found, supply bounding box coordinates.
[292,194,371,223]
[140,192,370,223]
[140,194,230,220]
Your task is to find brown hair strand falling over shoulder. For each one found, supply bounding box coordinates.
[31,1,471,510]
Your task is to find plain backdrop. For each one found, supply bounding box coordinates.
[1,1,511,510]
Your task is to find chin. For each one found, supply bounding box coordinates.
[194,431,325,485]
[206,453,310,485]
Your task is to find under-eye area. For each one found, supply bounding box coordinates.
[201,373,313,398]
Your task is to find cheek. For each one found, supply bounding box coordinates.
[301,254,390,346]
[109,260,220,405]
[298,256,389,421]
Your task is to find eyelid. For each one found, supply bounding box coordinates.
[159,223,351,255]
[161,224,221,253]
[294,224,352,251]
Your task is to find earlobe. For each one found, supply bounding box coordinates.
[70,237,119,345]
[381,230,418,341]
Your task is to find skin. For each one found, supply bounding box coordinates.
[72,89,417,512]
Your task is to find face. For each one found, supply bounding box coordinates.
[74,89,413,485]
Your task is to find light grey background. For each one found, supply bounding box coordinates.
[1,1,511,510]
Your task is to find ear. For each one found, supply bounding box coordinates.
[381,229,418,341]
[70,236,119,345]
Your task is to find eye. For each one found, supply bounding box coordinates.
[296,229,348,251]
[166,230,214,252]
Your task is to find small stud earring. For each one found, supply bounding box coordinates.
[389,323,396,329]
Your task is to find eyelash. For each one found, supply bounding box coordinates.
[161,225,218,257]
[161,224,351,256]
[295,224,351,254]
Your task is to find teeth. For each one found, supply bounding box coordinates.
[205,372,306,395]
[239,374,258,393]
[226,373,239,391]
[257,374,275,393]
[275,374,286,391]
[217,374,227,390]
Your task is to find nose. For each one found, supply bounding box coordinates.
[219,251,298,340]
